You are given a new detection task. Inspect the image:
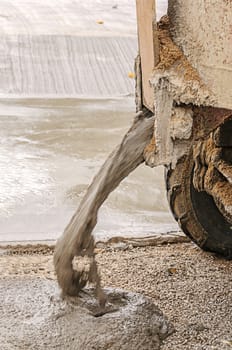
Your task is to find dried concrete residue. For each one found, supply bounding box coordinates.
[170,107,193,141]
[0,278,173,350]
[151,16,214,106]
[144,16,214,169]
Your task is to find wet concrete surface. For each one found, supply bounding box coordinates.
[0,277,173,349]
[0,0,176,243]
[0,97,177,242]
[0,0,167,97]
[0,0,167,36]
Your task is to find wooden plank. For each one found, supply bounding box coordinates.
[136,0,159,111]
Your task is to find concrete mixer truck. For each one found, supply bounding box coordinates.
[136,0,232,258]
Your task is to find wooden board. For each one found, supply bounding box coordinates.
[136,0,159,111]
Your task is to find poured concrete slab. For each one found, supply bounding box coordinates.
[0,0,168,97]
[0,278,173,350]
[0,1,175,243]
[0,0,137,96]
[0,0,167,36]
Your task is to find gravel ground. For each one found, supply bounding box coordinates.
[0,242,231,350]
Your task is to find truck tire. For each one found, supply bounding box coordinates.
[165,151,232,259]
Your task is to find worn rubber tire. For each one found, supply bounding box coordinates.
[165,150,232,259]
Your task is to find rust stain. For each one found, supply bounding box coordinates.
[144,135,157,158]
[193,107,232,140]
[154,16,201,83]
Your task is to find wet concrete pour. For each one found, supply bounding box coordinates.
[0,277,173,350]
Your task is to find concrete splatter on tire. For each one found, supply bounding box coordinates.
[165,151,232,259]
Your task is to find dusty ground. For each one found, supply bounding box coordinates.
[0,241,231,349]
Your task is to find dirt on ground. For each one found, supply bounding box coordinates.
[0,241,231,350]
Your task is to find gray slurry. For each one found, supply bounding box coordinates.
[0,277,173,350]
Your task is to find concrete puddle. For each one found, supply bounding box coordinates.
[0,277,173,350]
